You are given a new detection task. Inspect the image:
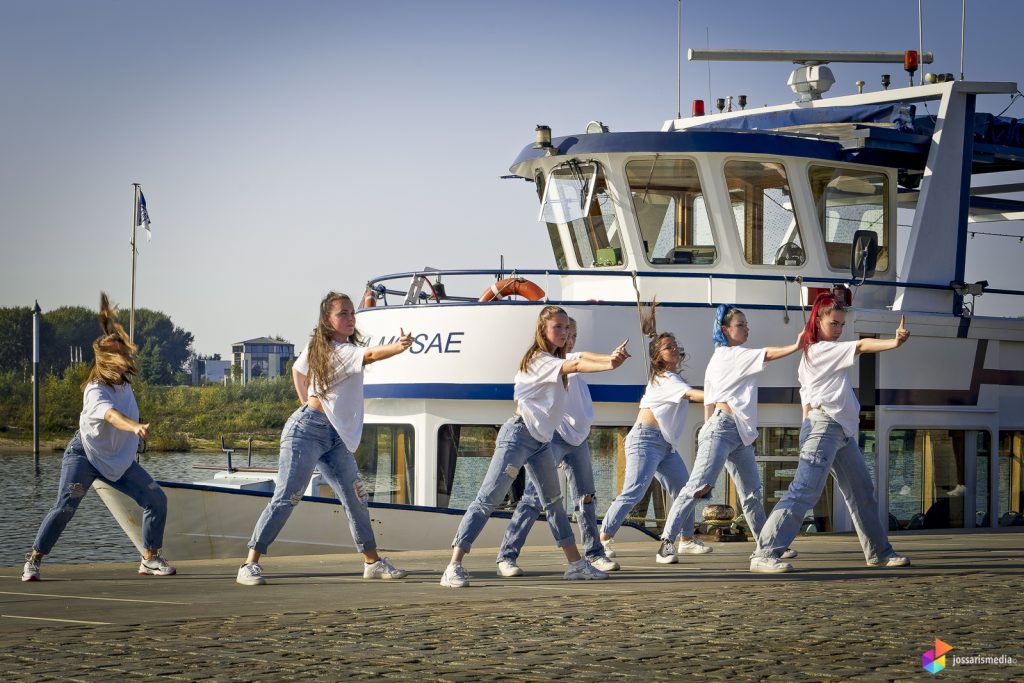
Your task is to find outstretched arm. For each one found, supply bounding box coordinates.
[104,409,150,439]
[684,388,704,403]
[857,315,910,355]
[364,328,414,365]
[562,339,630,375]
[764,329,804,362]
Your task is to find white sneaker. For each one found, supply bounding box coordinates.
[138,555,176,576]
[236,562,266,585]
[22,555,40,582]
[440,562,470,588]
[867,553,910,568]
[655,539,678,564]
[780,548,798,560]
[589,556,620,572]
[601,538,616,558]
[749,555,793,573]
[564,559,608,581]
[496,559,524,577]
[363,557,408,579]
[677,538,713,555]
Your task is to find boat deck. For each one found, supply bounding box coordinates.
[2,531,1021,680]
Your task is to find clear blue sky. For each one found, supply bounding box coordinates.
[2,0,1022,356]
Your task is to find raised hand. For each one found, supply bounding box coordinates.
[610,339,631,368]
[895,315,910,347]
[398,327,414,350]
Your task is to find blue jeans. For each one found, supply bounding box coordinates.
[755,410,894,562]
[496,433,602,563]
[33,432,168,555]
[452,417,576,552]
[600,424,689,538]
[249,405,376,554]
[661,410,766,542]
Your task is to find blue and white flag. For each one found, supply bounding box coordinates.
[136,190,151,241]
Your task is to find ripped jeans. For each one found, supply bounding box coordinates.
[496,432,602,564]
[661,410,766,543]
[755,410,894,562]
[32,432,168,555]
[248,405,376,554]
[452,417,576,553]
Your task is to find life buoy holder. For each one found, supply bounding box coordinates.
[479,277,546,302]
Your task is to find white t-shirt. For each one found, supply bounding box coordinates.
[799,341,860,438]
[702,345,768,447]
[557,352,594,447]
[514,352,568,443]
[639,372,693,452]
[79,381,140,481]
[294,341,366,452]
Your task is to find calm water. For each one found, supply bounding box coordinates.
[2,449,280,566]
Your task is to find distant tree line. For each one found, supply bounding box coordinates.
[0,304,193,384]
[0,364,298,450]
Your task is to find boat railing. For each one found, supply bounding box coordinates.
[363,267,1023,309]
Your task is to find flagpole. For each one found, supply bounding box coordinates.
[130,183,140,343]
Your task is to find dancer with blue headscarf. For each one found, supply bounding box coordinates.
[655,305,802,564]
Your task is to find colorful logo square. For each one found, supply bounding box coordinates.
[922,638,953,675]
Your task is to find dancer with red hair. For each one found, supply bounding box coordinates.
[750,292,911,572]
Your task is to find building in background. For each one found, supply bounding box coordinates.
[190,356,232,385]
[231,337,295,385]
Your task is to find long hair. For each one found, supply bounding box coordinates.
[307,292,363,393]
[641,299,685,384]
[802,291,846,358]
[82,292,137,389]
[519,306,568,381]
[712,304,742,348]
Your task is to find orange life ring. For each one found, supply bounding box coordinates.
[479,277,546,302]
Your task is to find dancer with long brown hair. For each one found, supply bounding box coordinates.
[237,291,413,585]
[598,302,704,562]
[751,292,910,572]
[440,305,629,587]
[22,293,175,581]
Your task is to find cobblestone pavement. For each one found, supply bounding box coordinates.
[1,532,1022,681]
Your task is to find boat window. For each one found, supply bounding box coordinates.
[626,158,717,265]
[724,160,806,266]
[753,425,837,531]
[436,424,501,509]
[998,431,1023,524]
[539,161,624,268]
[889,429,991,529]
[809,166,890,272]
[536,169,568,270]
[355,424,415,505]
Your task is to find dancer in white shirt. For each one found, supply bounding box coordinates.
[751,292,911,572]
[23,293,175,581]
[599,303,704,562]
[441,306,629,587]
[495,318,620,576]
[237,291,413,585]
[657,304,800,564]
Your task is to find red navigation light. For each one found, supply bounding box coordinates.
[692,99,705,116]
[904,50,919,75]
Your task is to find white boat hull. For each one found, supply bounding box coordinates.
[94,480,658,560]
